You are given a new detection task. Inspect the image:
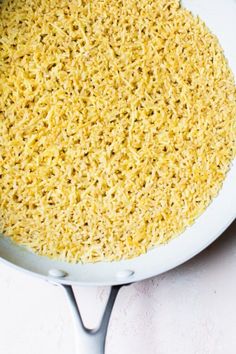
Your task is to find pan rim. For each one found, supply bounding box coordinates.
[0,215,235,286]
[0,159,235,286]
[0,0,236,286]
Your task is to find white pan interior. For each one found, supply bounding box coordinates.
[0,0,236,285]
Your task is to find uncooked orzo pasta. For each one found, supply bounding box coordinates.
[0,0,235,262]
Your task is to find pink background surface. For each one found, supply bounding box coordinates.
[0,221,235,354]
[1,2,236,353]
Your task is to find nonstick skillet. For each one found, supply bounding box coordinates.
[0,0,236,353]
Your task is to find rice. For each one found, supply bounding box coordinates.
[0,0,235,263]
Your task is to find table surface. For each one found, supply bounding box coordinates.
[0,220,235,354]
[1,1,235,352]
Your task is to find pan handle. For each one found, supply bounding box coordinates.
[60,284,123,354]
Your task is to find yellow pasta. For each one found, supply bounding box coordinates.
[0,0,235,262]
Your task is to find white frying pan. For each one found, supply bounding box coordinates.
[0,1,236,353]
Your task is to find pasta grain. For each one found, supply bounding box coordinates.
[0,0,235,262]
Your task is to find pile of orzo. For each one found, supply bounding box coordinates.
[0,0,235,262]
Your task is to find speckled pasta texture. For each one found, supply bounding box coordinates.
[0,0,235,262]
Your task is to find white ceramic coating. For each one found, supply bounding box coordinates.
[0,0,235,286]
